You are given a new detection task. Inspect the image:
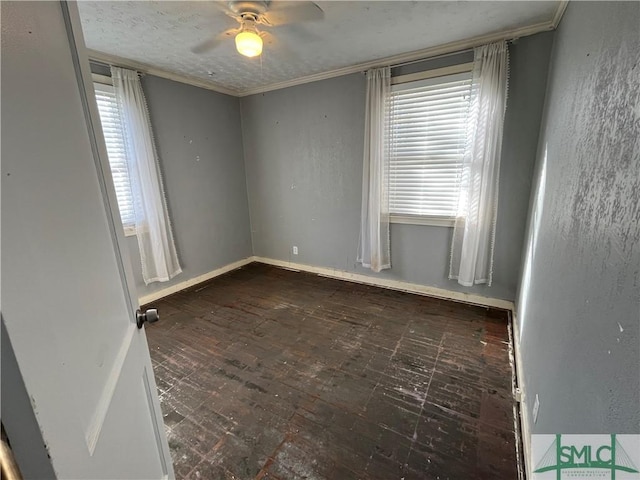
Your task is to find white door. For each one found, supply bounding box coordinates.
[1,2,174,478]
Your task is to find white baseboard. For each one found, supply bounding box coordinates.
[138,257,254,305]
[513,312,531,478]
[252,256,515,311]
[140,255,515,311]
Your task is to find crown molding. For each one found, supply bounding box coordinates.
[237,17,558,97]
[86,49,240,97]
[551,0,569,28]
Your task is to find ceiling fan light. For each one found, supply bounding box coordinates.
[235,31,263,57]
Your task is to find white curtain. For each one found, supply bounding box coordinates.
[111,67,182,285]
[357,67,392,273]
[449,41,509,287]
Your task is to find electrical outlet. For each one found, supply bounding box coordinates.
[532,394,540,424]
[292,246,298,255]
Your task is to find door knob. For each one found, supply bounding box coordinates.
[136,308,159,329]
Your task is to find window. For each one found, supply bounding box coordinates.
[93,81,136,233]
[388,65,473,226]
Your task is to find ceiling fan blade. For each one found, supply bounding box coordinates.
[260,30,298,60]
[210,1,242,20]
[191,28,238,54]
[262,1,324,27]
[279,23,321,43]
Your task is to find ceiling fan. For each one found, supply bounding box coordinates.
[192,1,324,58]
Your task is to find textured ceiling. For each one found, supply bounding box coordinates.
[78,1,559,95]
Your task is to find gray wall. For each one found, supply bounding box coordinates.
[130,75,253,299]
[516,2,639,433]
[241,32,554,302]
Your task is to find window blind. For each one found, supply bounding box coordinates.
[388,71,472,218]
[94,83,135,227]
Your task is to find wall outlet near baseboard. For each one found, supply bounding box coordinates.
[532,394,540,424]
[292,246,298,255]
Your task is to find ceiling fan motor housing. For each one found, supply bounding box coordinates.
[229,1,269,18]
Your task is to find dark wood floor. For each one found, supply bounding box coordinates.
[146,263,518,480]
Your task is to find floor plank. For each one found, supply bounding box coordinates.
[145,263,518,480]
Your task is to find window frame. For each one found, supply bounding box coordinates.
[93,74,136,237]
[388,62,474,228]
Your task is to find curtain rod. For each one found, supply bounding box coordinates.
[89,58,145,77]
[390,48,474,69]
[378,37,515,72]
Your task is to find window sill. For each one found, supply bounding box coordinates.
[123,225,137,237]
[390,215,455,227]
